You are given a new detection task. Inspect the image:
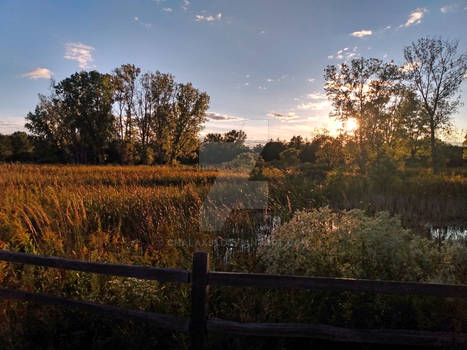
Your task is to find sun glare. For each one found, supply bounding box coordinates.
[343,118,358,133]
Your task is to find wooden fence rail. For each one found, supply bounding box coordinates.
[0,249,466,348]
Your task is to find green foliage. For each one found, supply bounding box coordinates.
[25,66,209,165]
[261,207,442,281]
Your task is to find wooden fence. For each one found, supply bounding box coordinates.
[0,249,466,348]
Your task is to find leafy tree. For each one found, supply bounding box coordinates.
[9,132,34,161]
[27,71,115,164]
[298,142,319,163]
[324,57,408,171]
[0,134,12,161]
[201,130,248,165]
[403,38,467,173]
[278,148,300,168]
[288,135,304,149]
[223,129,247,144]
[113,64,141,163]
[261,141,286,162]
[167,83,209,164]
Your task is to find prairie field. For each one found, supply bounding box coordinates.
[0,164,466,349]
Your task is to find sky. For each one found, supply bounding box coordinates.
[0,0,466,142]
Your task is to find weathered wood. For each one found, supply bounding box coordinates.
[208,272,467,297]
[0,250,190,283]
[207,319,467,346]
[190,252,209,350]
[0,287,189,332]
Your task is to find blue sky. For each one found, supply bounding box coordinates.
[1,0,466,141]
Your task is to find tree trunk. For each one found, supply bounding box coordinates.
[430,120,438,174]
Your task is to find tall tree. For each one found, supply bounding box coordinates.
[27,71,115,164]
[403,38,467,173]
[148,71,176,163]
[325,58,404,170]
[167,83,209,163]
[113,64,141,163]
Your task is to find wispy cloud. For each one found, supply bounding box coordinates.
[134,16,152,29]
[297,101,329,111]
[195,13,222,22]
[296,92,330,111]
[307,78,315,83]
[0,119,25,132]
[267,112,298,120]
[205,112,243,121]
[182,0,190,11]
[350,30,372,38]
[403,8,427,27]
[64,42,95,69]
[328,46,358,61]
[163,7,173,12]
[21,67,53,79]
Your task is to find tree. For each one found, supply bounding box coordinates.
[167,83,209,163]
[223,130,247,144]
[288,135,304,149]
[9,132,34,161]
[325,58,405,171]
[201,130,248,165]
[260,141,286,162]
[403,38,467,173]
[26,71,115,164]
[148,71,176,163]
[203,133,223,143]
[0,134,12,161]
[113,64,141,163]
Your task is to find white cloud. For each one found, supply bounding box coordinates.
[245,74,250,78]
[205,112,243,121]
[21,67,53,79]
[0,119,25,132]
[328,47,359,61]
[308,78,315,83]
[182,0,190,10]
[440,4,456,13]
[64,42,95,69]
[134,16,152,29]
[195,13,222,22]
[404,8,427,27]
[306,92,327,100]
[350,30,372,38]
[297,101,330,111]
[163,7,173,12]
[266,78,274,82]
[267,112,298,120]
[296,92,330,111]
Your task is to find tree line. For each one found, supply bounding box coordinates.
[22,65,209,164]
[0,37,465,170]
[324,37,466,174]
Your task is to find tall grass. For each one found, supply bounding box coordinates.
[0,164,466,349]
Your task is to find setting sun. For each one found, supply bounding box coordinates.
[343,118,358,133]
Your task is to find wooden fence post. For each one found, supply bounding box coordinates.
[190,251,209,350]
